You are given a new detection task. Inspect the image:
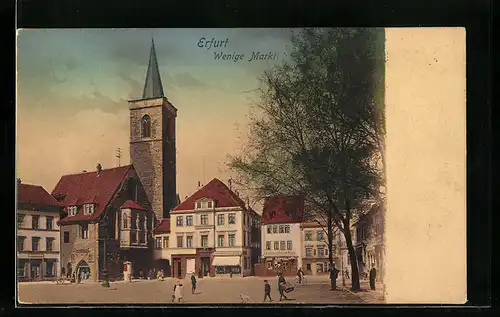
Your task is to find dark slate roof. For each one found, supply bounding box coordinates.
[142,38,165,99]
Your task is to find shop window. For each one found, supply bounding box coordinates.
[46,262,55,277]
[306,263,311,271]
[316,263,324,273]
[244,257,248,269]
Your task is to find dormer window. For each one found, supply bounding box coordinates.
[195,198,214,209]
[68,206,78,217]
[83,204,95,215]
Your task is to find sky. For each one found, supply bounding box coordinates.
[16,28,294,204]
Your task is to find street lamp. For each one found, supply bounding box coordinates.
[100,213,110,288]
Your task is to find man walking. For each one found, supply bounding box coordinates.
[263,280,273,302]
[277,272,288,301]
[191,273,197,294]
[369,263,377,290]
[329,265,340,290]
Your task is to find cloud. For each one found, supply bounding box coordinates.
[172,73,207,89]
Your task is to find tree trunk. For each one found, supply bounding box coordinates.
[343,219,360,291]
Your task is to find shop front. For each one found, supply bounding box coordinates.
[212,256,241,276]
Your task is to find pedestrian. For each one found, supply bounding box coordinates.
[345,269,350,279]
[277,272,288,301]
[174,279,184,303]
[191,273,197,294]
[263,280,273,302]
[369,263,377,290]
[329,265,340,290]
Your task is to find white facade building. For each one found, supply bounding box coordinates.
[154,178,261,278]
[17,181,62,281]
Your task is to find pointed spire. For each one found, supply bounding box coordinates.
[142,38,165,99]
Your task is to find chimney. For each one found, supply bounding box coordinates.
[83,170,87,173]
[198,181,201,188]
[228,178,232,190]
[96,163,102,176]
[17,178,22,185]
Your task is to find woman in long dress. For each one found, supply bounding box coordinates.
[174,279,184,303]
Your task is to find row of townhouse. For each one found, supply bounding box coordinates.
[256,195,385,280]
[152,178,262,279]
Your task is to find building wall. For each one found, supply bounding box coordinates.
[261,222,302,267]
[130,98,177,219]
[17,207,61,281]
[59,222,99,281]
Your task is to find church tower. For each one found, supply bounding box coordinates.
[129,38,177,219]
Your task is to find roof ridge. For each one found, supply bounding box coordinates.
[60,165,132,177]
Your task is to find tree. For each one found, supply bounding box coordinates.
[228,28,385,291]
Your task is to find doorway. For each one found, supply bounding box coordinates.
[76,260,91,281]
[201,257,210,277]
[176,260,182,278]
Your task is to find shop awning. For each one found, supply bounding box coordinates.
[212,256,240,266]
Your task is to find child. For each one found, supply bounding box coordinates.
[263,280,273,302]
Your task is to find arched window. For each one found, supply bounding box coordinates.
[141,115,151,138]
[123,214,128,229]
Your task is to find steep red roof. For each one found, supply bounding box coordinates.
[18,183,62,207]
[261,196,304,224]
[172,178,246,212]
[121,200,147,211]
[153,218,170,234]
[53,165,133,224]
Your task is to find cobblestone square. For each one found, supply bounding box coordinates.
[18,276,383,305]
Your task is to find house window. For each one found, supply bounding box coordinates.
[280,241,286,250]
[163,237,169,248]
[83,204,94,215]
[200,215,209,225]
[228,234,235,246]
[305,231,312,241]
[274,241,279,250]
[287,240,292,250]
[314,249,317,256]
[186,236,193,248]
[265,241,271,250]
[207,201,213,208]
[228,213,236,224]
[45,262,55,277]
[325,248,329,255]
[217,214,225,225]
[279,225,284,233]
[218,235,225,247]
[317,231,324,241]
[284,225,290,233]
[186,216,193,226]
[318,248,325,256]
[32,215,40,229]
[17,214,25,229]
[63,231,70,243]
[141,114,151,138]
[80,224,89,239]
[155,237,162,249]
[305,248,312,257]
[201,235,208,247]
[123,214,128,229]
[176,236,183,248]
[306,263,311,271]
[32,237,40,251]
[196,202,202,209]
[45,216,53,230]
[17,236,26,251]
[176,216,183,227]
[272,225,278,234]
[46,237,54,251]
[267,226,272,234]
[68,206,77,217]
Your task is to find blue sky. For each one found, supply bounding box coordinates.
[17,28,295,201]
